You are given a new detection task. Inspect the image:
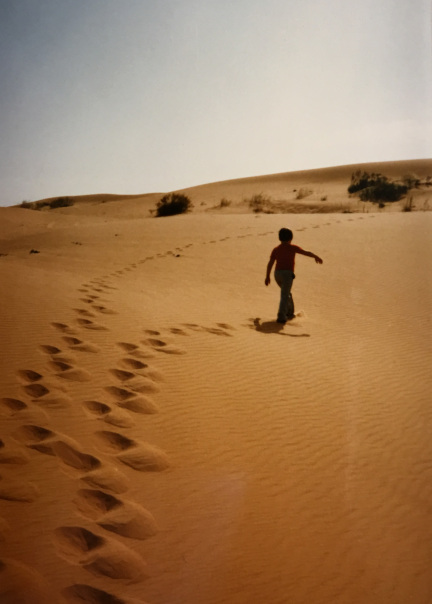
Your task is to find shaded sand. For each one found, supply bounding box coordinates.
[0,160,432,604]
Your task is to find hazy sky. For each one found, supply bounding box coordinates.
[1,0,431,206]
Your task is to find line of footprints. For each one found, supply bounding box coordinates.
[1,218,369,601]
[0,268,235,603]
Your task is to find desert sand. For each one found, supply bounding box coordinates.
[0,160,431,604]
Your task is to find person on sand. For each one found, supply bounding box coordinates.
[265,228,323,324]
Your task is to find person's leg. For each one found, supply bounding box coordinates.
[274,270,295,322]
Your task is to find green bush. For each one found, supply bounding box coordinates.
[155,193,192,217]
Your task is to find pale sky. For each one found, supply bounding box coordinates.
[1,0,431,207]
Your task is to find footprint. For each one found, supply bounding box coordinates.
[62,583,144,604]
[23,383,49,398]
[0,397,28,414]
[117,342,139,353]
[81,467,129,494]
[50,361,91,382]
[119,360,162,382]
[169,328,189,336]
[53,526,147,581]
[0,558,59,602]
[182,323,202,331]
[144,338,185,355]
[202,326,233,337]
[0,476,39,502]
[40,345,62,355]
[12,424,57,455]
[109,371,159,394]
[105,386,135,402]
[32,394,72,410]
[116,343,154,359]
[94,431,134,452]
[83,401,134,429]
[76,319,108,331]
[18,370,43,382]
[117,396,158,415]
[143,330,160,336]
[109,369,135,382]
[0,440,30,465]
[52,322,77,335]
[63,336,100,353]
[94,431,169,472]
[120,358,147,371]
[93,306,117,315]
[74,489,157,539]
[52,441,101,472]
[217,323,235,330]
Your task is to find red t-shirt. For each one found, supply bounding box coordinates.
[270,243,303,271]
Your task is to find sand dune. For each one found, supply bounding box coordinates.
[0,160,431,604]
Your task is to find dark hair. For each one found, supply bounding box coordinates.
[279,228,293,242]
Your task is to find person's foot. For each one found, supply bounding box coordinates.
[286,315,296,321]
[276,318,286,324]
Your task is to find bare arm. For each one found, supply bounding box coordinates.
[297,249,323,264]
[265,257,276,285]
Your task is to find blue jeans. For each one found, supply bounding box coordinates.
[274,270,295,321]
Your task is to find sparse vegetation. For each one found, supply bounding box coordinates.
[296,188,313,200]
[219,198,231,208]
[155,193,192,217]
[402,196,414,212]
[402,174,420,189]
[48,196,74,209]
[20,197,74,210]
[245,194,273,213]
[348,171,408,203]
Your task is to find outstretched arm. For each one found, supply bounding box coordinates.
[265,257,275,285]
[298,249,323,264]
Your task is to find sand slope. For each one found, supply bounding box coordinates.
[0,163,432,604]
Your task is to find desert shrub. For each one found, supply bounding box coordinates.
[246,193,272,213]
[48,196,74,209]
[348,171,408,203]
[155,193,192,217]
[20,197,74,210]
[219,198,231,208]
[402,196,414,212]
[348,171,387,194]
[402,174,420,189]
[20,200,35,209]
[358,181,408,202]
[296,187,313,200]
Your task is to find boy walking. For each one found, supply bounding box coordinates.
[265,228,323,323]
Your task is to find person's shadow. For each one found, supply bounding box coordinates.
[250,318,310,337]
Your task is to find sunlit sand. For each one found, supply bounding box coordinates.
[1,159,431,604]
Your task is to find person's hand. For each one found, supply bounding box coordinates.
[315,256,323,264]
[265,277,270,286]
